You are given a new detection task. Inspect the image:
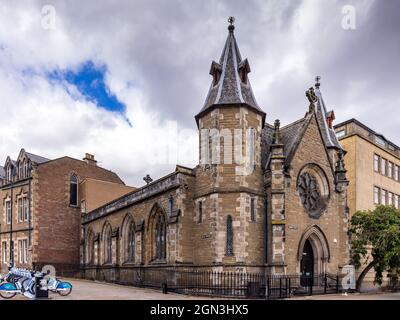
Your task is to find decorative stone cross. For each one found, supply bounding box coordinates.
[228,16,235,25]
[315,75,321,88]
[143,174,153,185]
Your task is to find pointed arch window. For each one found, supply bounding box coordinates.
[127,222,135,262]
[69,174,78,206]
[104,225,112,264]
[155,215,166,260]
[86,231,94,265]
[226,215,234,256]
[168,196,174,216]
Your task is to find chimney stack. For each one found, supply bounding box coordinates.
[83,153,97,166]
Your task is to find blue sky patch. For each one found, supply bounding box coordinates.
[48,61,125,113]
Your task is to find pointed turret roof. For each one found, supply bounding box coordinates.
[195,19,265,126]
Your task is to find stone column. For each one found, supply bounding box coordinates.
[269,120,287,275]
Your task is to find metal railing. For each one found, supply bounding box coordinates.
[82,266,341,299]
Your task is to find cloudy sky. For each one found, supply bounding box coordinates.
[0,0,399,186]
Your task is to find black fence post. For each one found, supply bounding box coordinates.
[288,277,291,298]
[285,278,288,298]
[336,274,339,293]
[324,273,327,294]
[162,282,168,294]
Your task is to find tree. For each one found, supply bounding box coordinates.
[350,205,400,292]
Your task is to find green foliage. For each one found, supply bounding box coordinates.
[350,205,400,285]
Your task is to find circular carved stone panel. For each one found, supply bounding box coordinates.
[298,172,325,218]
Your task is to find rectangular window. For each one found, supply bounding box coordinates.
[250,197,256,222]
[375,135,386,147]
[336,130,346,139]
[18,239,28,264]
[381,158,387,176]
[374,187,380,204]
[374,154,380,172]
[395,195,399,209]
[23,197,28,221]
[395,166,399,181]
[381,189,387,205]
[6,200,11,224]
[197,201,203,223]
[388,162,393,178]
[388,192,393,206]
[2,242,7,264]
[18,198,23,222]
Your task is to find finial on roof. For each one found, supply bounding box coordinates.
[143,174,153,185]
[273,119,281,144]
[228,16,235,32]
[306,87,317,113]
[315,75,321,89]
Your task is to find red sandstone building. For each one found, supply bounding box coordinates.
[0,149,133,275]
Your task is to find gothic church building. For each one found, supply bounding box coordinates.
[81,22,350,282]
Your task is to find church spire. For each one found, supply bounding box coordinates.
[195,17,265,126]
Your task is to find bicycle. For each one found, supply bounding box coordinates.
[47,278,73,296]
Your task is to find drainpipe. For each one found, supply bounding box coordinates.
[28,162,32,247]
[9,165,16,268]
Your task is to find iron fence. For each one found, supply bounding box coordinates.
[83,266,342,299]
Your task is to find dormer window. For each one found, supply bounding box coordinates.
[6,165,13,183]
[238,59,251,85]
[239,68,247,84]
[209,61,222,87]
[24,161,30,178]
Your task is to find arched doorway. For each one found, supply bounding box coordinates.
[300,239,314,286]
[297,225,330,283]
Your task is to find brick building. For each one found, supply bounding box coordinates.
[0,149,128,274]
[81,22,350,283]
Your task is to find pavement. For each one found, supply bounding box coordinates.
[4,278,400,300]
[288,291,400,300]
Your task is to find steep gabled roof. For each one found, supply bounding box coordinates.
[0,165,4,179]
[280,117,309,162]
[196,22,265,125]
[314,86,342,150]
[262,108,338,176]
[16,148,50,165]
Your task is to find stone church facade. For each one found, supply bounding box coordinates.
[81,22,350,282]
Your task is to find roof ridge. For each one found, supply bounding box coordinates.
[280,117,307,130]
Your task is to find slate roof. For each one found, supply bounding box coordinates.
[0,165,4,179]
[315,88,342,149]
[25,152,50,164]
[196,24,265,124]
[261,82,343,171]
[262,117,309,169]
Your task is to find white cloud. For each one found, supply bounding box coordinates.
[0,0,399,186]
